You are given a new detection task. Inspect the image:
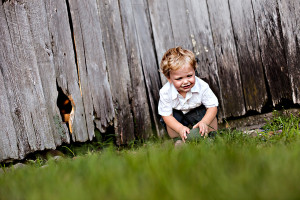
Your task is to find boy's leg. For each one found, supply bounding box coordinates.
[208,116,218,132]
[166,125,180,138]
[160,109,190,140]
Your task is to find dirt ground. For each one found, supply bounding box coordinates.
[218,108,300,133]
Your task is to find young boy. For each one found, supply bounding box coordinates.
[158,47,218,144]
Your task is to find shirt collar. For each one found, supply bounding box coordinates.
[170,83,178,100]
[191,78,200,93]
[170,78,200,100]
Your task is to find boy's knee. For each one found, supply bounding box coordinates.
[209,117,218,131]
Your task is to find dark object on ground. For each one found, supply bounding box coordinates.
[173,128,217,142]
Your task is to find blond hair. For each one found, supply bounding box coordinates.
[160,47,196,78]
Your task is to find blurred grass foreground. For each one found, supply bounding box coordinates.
[0,110,299,200]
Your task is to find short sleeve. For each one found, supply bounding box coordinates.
[201,84,219,108]
[158,89,173,116]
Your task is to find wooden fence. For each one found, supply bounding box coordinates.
[0,0,299,162]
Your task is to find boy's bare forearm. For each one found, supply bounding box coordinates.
[201,107,218,125]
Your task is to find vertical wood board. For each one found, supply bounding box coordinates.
[119,0,154,139]
[278,0,300,104]
[2,1,56,158]
[67,0,115,140]
[97,0,135,144]
[147,0,174,85]
[1,2,29,158]
[207,0,246,117]
[252,0,293,105]
[0,61,18,161]
[185,0,223,117]
[131,0,165,137]
[167,0,193,50]
[45,0,89,142]
[25,0,69,145]
[228,0,267,112]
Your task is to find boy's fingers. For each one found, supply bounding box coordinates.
[181,137,185,142]
[200,127,207,137]
[181,132,187,142]
[199,126,204,135]
[204,131,209,138]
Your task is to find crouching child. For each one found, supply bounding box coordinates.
[158,47,219,145]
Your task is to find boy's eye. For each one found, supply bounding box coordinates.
[175,78,182,80]
[187,75,192,77]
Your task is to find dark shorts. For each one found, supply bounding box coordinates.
[160,105,207,129]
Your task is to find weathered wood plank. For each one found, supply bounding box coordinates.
[0,2,29,159]
[185,0,224,118]
[97,0,135,144]
[67,0,114,140]
[0,62,18,161]
[2,1,56,158]
[167,0,193,50]
[147,0,174,85]
[228,0,267,112]
[131,0,165,137]
[0,2,19,161]
[252,0,293,105]
[45,0,89,142]
[25,0,69,145]
[206,0,246,117]
[119,0,154,139]
[278,0,300,104]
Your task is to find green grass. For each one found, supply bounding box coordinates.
[0,111,299,200]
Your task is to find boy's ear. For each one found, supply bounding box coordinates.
[167,77,172,83]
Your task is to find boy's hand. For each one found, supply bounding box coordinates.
[193,121,208,137]
[179,125,190,142]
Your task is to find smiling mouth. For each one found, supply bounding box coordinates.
[182,84,191,89]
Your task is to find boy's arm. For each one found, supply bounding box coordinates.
[193,106,218,137]
[162,115,190,142]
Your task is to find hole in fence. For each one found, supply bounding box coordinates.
[56,86,73,133]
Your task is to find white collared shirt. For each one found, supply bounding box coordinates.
[158,77,218,116]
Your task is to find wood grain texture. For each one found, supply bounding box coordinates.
[67,0,114,140]
[45,0,88,142]
[0,2,30,159]
[2,1,56,158]
[228,0,267,112]
[97,0,135,144]
[25,0,69,145]
[252,0,293,105]
[131,0,165,137]
[185,0,223,118]
[278,0,300,104]
[207,0,246,117]
[0,60,18,161]
[147,0,174,85]
[119,0,154,139]
[167,0,192,50]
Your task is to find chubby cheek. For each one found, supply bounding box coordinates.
[188,77,195,86]
[173,81,182,89]
[190,79,195,87]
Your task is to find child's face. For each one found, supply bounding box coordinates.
[168,64,195,97]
